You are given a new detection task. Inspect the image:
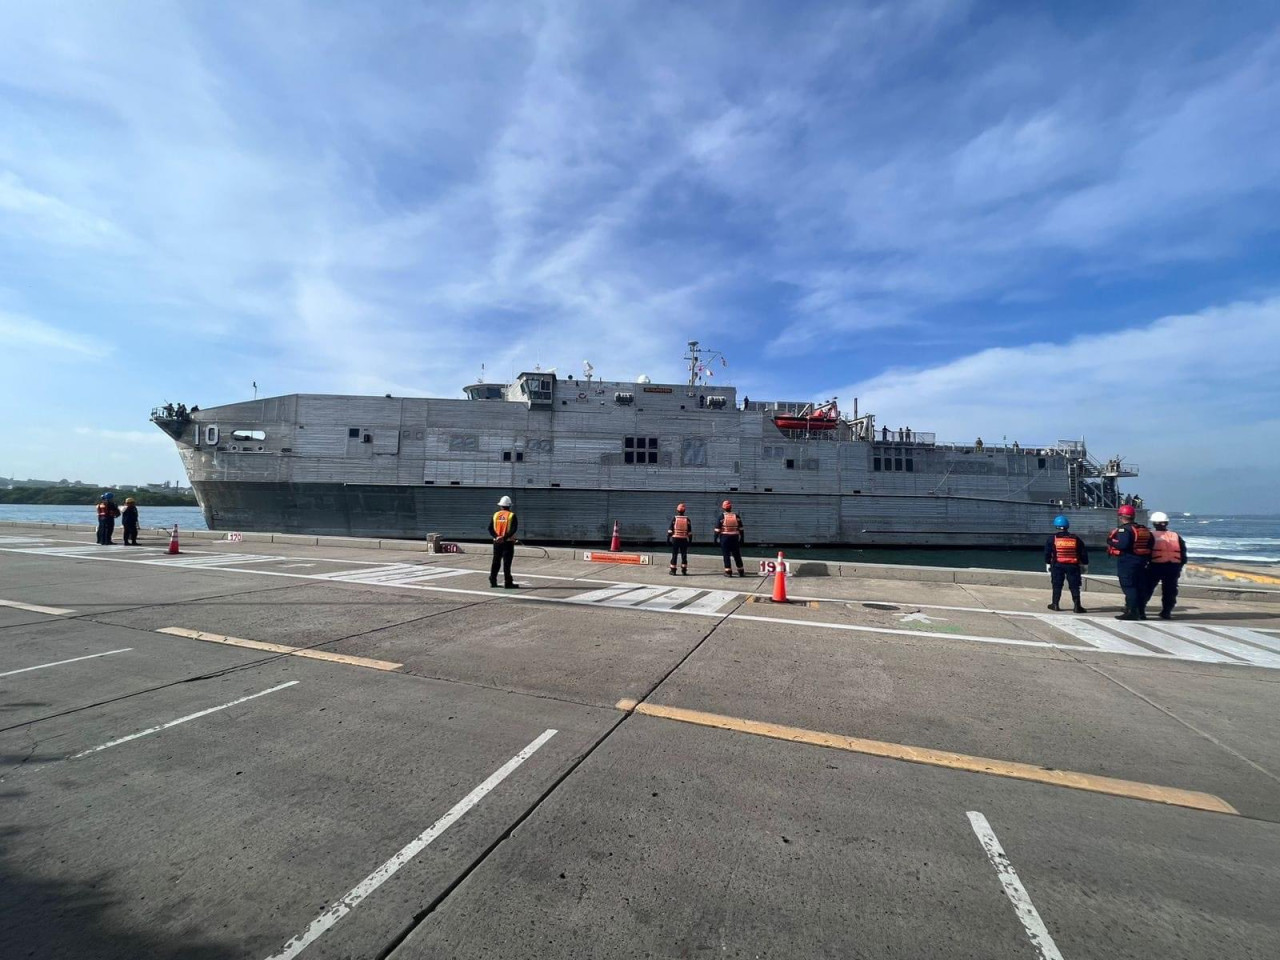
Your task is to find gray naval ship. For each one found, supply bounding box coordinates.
[152,343,1140,548]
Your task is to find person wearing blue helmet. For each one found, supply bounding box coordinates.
[96,492,120,545]
[1044,514,1088,612]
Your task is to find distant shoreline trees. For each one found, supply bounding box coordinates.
[0,487,198,507]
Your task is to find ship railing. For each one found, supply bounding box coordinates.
[871,431,936,445]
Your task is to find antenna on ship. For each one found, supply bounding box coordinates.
[583,361,594,383]
[685,340,726,386]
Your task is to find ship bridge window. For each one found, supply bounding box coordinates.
[624,436,658,464]
[232,429,266,442]
[348,428,360,438]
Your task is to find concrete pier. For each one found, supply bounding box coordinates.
[2,522,1278,959]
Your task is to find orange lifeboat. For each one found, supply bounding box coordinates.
[772,405,840,431]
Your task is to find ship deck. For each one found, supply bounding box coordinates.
[2,522,1278,959]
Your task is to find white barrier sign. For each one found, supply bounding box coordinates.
[757,559,791,576]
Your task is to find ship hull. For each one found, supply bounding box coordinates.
[192,480,1119,548]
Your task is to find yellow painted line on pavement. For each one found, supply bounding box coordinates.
[0,598,76,616]
[157,627,403,672]
[1187,563,1280,586]
[617,700,1238,815]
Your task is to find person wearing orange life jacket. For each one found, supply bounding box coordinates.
[1143,512,1187,619]
[488,495,519,589]
[1043,515,1089,613]
[1107,503,1153,620]
[713,500,745,577]
[95,492,120,545]
[667,503,693,576]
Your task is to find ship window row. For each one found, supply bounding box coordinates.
[873,456,914,472]
[624,436,659,464]
[501,451,526,462]
[784,458,819,470]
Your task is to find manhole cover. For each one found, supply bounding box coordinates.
[861,602,900,611]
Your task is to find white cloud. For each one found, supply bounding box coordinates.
[827,297,1280,513]
[0,310,107,357]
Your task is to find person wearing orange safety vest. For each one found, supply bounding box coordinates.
[713,500,745,577]
[488,495,519,589]
[1107,503,1153,620]
[95,492,120,545]
[1043,515,1088,613]
[1142,512,1187,619]
[667,503,693,576]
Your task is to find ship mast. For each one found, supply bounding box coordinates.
[684,340,725,386]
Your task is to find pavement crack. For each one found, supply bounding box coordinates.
[373,579,765,958]
[1084,662,1280,787]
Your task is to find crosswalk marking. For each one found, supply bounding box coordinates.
[11,545,107,558]
[643,587,702,610]
[568,584,739,615]
[161,553,281,568]
[609,586,678,606]
[682,590,739,614]
[572,584,645,604]
[1156,624,1280,668]
[1039,616,1149,655]
[1103,619,1232,663]
[315,563,473,587]
[1205,624,1280,654]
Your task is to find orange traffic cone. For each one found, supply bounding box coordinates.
[610,520,621,552]
[167,523,180,555]
[771,550,788,603]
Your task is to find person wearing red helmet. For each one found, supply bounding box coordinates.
[1106,503,1153,619]
[667,503,693,576]
[713,499,746,577]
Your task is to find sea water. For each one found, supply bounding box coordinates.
[2,505,1275,571]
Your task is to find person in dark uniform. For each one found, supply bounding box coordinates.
[121,497,140,545]
[96,492,120,544]
[1144,511,1188,619]
[488,495,518,588]
[1043,515,1088,613]
[667,503,692,576]
[1107,503,1153,620]
[714,500,745,577]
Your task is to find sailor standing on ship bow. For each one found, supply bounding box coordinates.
[488,495,519,589]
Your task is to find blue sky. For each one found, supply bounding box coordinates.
[2,1,1278,511]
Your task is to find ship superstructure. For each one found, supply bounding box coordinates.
[152,344,1139,547]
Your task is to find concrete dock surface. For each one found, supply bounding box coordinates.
[1,523,1278,959]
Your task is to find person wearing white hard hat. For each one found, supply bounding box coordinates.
[1143,512,1187,619]
[488,495,519,588]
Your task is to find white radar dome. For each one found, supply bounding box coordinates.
[636,374,652,383]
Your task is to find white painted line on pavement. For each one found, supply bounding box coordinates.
[1203,624,1280,653]
[1105,619,1231,663]
[263,728,558,960]
[967,811,1065,960]
[0,648,131,677]
[0,598,76,616]
[1151,623,1280,668]
[70,680,299,759]
[1036,615,1148,655]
